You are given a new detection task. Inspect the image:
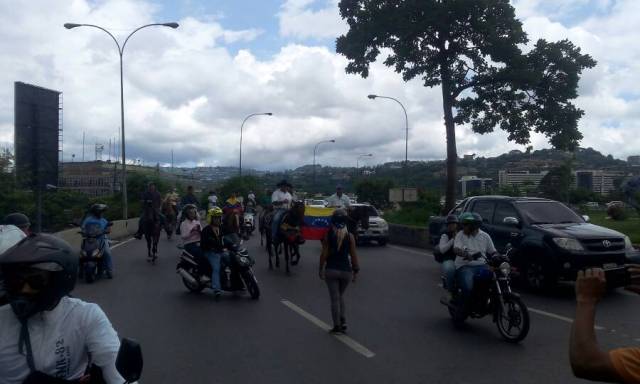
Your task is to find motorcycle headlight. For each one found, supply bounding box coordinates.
[624,236,634,250]
[91,249,101,258]
[239,256,250,266]
[499,262,511,276]
[552,238,584,252]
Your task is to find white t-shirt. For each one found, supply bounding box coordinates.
[453,230,496,269]
[271,190,292,209]
[327,193,351,209]
[0,297,123,384]
[208,195,218,206]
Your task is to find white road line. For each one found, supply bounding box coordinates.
[111,238,135,250]
[528,307,605,331]
[281,299,376,358]
[388,244,430,256]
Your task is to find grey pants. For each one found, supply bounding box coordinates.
[325,269,352,327]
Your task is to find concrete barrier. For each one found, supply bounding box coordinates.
[388,223,432,250]
[54,218,139,249]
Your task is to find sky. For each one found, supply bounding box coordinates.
[0,0,639,170]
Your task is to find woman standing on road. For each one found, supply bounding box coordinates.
[319,209,360,334]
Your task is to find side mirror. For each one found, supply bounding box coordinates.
[116,338,143,383]
[582,215,590,223]
[503,217,519,226]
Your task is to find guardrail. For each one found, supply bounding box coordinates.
[388,223,432,249]
[54,218,139,249]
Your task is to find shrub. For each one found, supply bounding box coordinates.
[607,205,627,221]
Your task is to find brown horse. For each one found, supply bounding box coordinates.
[272,201,306,275]
[347,205,370,244]
[142,201,161,263]
[161,198,178,240]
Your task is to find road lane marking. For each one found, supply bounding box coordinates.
[111,238,135,250]
[528,307,605,331]
[388,244,430,256]
[281,299,376,358]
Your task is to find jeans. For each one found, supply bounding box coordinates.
[441,260,456,293]
[456,264,491,296]
[205,251,229,291]
[325,269,352,328]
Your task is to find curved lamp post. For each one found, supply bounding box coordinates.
[64,22,179,220]
[313,139,336,192]
[239,112,272,177]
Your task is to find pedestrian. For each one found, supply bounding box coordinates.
[327,185,351,209]
[208,190,218,209]
[319,209,360,334]
[569,266,640,382]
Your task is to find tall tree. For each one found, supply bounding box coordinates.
[336,0,596,210]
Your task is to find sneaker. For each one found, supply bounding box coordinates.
[329,326,343,334]
[214,290,222,299]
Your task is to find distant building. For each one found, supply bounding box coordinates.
[61,161,122,197]
[458,176,493,197]
[574,170,627,195]
[628,156,640,166]
[498,170,548,188]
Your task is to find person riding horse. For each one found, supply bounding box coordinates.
[161,193,179,240]
[135,182,163,240]
[270,200,305,274]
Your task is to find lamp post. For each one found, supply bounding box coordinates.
[313,139,336,193]
[64,22,179,220]
[367,94,409,180]
[239,113,273,177]
[356,153,373,176]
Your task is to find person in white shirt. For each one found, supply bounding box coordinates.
[0,234,125,384]
[207,191,218,209]
[271,180,293,210]
[452,212,497,297]
[327,185,351,209]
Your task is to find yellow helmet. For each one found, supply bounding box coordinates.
[207,207,223,222]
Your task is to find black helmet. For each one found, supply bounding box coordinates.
[277,180,292,188]
[3,212,31,229]
[90,203,108,215]
[446,214,459,224]
[331,209,348,227]
[0,234,78,320]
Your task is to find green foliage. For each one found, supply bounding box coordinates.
[539,163,575,202]
[217,176,264,203]
[383,189,441,227]
[354,178,394,209]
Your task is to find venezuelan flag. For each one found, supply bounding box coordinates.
[302,206,335,240]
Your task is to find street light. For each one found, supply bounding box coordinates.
[356,153,373,175]
[239,113,273,177]
[367,94,409,185]
[64,21,179,220]
[313,139,336,192]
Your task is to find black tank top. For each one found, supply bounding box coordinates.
[326,230,352,272]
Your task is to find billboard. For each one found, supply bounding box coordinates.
[14,82,60,189]
[389,188,418,203]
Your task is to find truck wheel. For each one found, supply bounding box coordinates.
[523,259,556,291]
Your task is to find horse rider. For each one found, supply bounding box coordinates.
[81,204,114,279]
[271,180,293,210]
[134,182,163,240]
[327,184,351,209]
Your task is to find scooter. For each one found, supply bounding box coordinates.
[176,237,260,299]
[79,223,112,283]
[241,208,256,239]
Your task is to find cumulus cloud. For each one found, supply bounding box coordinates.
[0,0,638,172]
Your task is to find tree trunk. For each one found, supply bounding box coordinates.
[441,67,457,212]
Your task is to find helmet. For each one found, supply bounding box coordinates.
[0,225,26,255]
[0,234,78,320]
[3,212,31,229]
[446,214,459,224]
[90,203,108,215]
[331,209,348,228]
[459,212,483,227]
[207,207,223,222]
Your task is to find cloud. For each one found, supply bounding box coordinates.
[278,0,347,40]
[0,0,639,174]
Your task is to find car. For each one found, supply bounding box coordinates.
[352,203,388,246]
[606,201,626,208]
[429,196,634,290]
[585,202,599,209]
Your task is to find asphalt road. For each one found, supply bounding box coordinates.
[72,233,640,384]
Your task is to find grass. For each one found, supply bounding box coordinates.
[584,210,640,244]
[383,206,438,227]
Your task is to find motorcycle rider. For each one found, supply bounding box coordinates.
[0,234,125,383]
[452,212,497,298]
[81,203,114,279]
[438,215,459,297]
[176,186,199,236]
[201,207,227,298]
[134,182,162,240]
[180,204,203,260]
[327,185,351,209]
[3,212,32,236]
[0,225,27,306]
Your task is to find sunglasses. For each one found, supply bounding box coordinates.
[3,269,51,293]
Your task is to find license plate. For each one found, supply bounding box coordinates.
[603,263,619,269]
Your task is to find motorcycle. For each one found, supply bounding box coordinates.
[241,207,256,239]
[176,237,260,299]
[79,223,112,283]
[440,248,530,343]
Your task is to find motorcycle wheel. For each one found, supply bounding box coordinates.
[496,296,530,343]
[85,265,96,284]
[181,268,205,293]
[243,272,260,300]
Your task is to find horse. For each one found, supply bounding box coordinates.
[347,205,370,244]
[222,208,242,246]
[142,201,161,264]
[161,198,178,240]
[271,201,306,275]
[259,207,276,268]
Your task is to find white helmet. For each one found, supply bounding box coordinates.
[0,225,27,255]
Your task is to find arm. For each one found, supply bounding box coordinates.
[453,232,466,257]
[83,304,125,384]
[569,269,622,382]
[438,234,453,254]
